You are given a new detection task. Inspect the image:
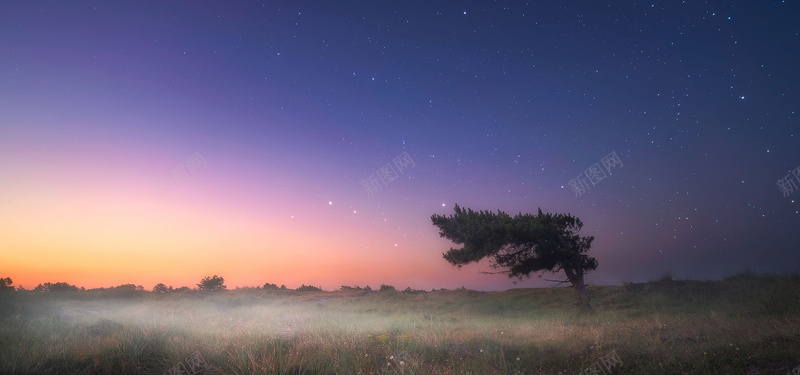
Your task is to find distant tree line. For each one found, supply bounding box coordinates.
[34,282,83,292]
[0,275,447,295]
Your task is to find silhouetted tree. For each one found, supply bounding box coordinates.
[152,283,172,293]
[379,284,396,292]
[0,277,13,292]
[431,204,598,311]
[296,284,322,292]
[262,282,280,290]
[0,278,16,319]
[197,275,226,291]
[33,282,81,292]
[114,284,136,291]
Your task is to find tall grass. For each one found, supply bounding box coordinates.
[1,272,799,374]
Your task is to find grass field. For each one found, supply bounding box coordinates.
[1,272,799,374]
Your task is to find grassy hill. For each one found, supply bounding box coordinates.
[1,272,799,374]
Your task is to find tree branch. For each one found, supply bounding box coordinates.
[479,270,511,275]
[543,278,571,286]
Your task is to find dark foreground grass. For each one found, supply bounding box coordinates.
[1,272,799,374]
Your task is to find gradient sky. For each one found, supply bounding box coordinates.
[1,1,798,291]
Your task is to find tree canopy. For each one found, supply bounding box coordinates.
[33,282,81,292]
[197,275,226,291]
[431,204,598,310]
[152,283,172,293]
[0,277,13,292]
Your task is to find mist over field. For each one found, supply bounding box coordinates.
[2,272,800,374]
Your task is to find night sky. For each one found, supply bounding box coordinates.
[2,1,798,291]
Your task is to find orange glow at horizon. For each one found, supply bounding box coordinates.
[0,155,455,290]
[0,123,553,292]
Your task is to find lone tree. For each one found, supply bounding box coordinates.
[197,275,226,291]
[431,204,598,311]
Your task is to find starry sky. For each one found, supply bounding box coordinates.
[1,1,798,291]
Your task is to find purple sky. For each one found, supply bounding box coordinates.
[1,1,798,290]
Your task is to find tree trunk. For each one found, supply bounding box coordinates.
[564,265,592,312]
[554,234,593,312]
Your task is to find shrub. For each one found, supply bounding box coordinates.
[379,284,396,292]
[653,272,674,283]
[262,282,280,291]
[105,284,143,298]
[296,284,323,292]
[340,285,370,291]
